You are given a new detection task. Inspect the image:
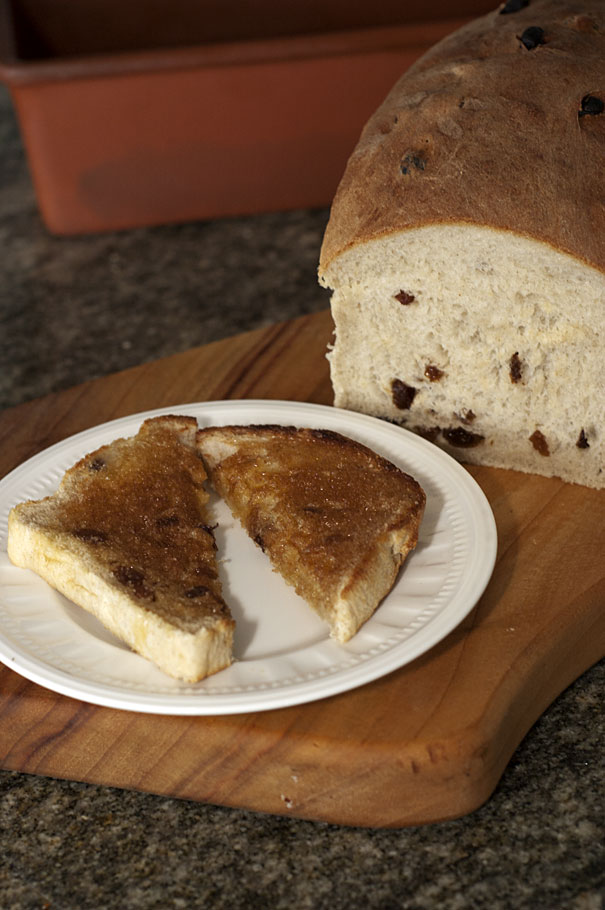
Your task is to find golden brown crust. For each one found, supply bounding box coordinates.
[320,0,605,275]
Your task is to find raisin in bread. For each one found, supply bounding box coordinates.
[7,416,234,682]
[197,425,425,642]
[319,0,605,489]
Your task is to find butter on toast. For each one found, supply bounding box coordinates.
[197,425,426,642]
[7,416,234,682]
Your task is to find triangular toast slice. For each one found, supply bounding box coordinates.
[197,425,425,642]
[7,416,234,682]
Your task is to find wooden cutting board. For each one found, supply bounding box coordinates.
[1,309,603,828]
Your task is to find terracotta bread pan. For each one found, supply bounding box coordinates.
[0,0,493,234]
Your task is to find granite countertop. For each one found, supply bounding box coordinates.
[0,84,604,910]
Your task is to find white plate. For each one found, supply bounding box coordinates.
[0,400,496,715]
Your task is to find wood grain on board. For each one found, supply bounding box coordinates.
[1,309,603,828]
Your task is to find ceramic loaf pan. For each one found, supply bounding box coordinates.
[0,0,493,234]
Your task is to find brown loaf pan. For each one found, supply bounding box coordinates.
[0,0,493,235]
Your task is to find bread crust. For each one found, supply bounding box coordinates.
[319,0,605,275]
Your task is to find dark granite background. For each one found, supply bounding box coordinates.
[1,83,604,909]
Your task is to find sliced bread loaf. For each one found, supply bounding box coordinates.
[319,0,605,488]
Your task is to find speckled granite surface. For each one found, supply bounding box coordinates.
[0,83,604,909]
[1,662,603,910]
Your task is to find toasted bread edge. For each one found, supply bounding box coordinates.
[7,508,234,683]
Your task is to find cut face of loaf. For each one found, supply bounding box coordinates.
[7,416,234,682]
[197,425,426,642]
[322,225,605,489]
[319,0,605,489]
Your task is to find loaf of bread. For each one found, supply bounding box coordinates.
[319,0,605,489]
[197,424,425,642]
[7,416,234,682]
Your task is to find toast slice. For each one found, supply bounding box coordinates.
[197,425,426,642]
[7,416,234,682]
